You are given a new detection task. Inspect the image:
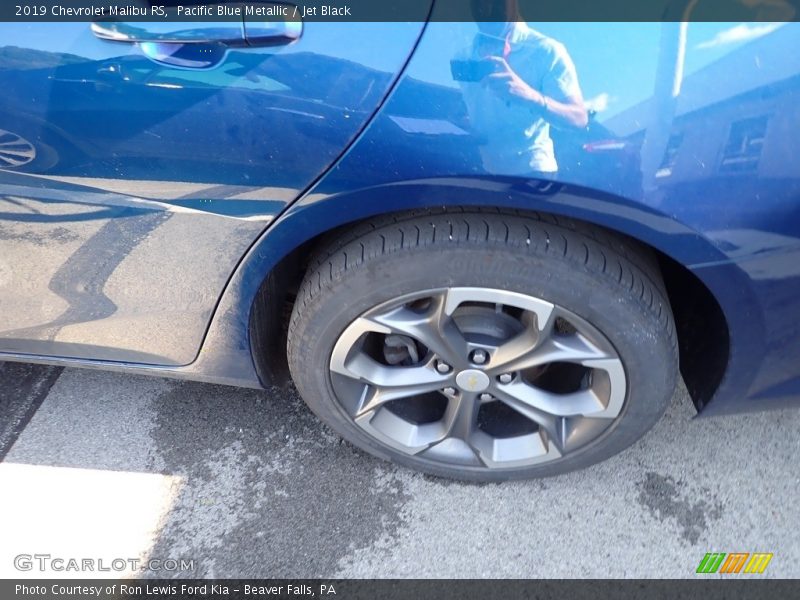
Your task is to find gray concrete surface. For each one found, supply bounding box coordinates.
[0,363,797,578]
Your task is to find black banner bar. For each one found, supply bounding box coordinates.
[3,580,799,600]
[3,0,800,23]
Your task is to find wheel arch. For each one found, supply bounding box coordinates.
[241,178,740,414]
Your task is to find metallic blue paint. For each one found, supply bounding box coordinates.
[1,13,799,418]
[0,18,431,363]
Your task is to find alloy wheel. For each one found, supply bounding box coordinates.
[329,287,627,469]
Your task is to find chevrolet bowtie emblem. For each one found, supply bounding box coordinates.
[455,369,491,393]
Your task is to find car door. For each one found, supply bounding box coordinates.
[0,9,431,365]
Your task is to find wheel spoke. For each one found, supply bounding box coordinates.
[442,392,481,442]
[494,379,606,417]
[418,392,487,466]
[488,327,540,372]
[332,351,448,416]
[491,387,566,453]
[490,328,611,375]
[560,415,614,452]
[366,291,469,366]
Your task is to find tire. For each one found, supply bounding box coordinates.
[287,209,678,481]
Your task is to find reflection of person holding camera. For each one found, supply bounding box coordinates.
[456,7,588,176]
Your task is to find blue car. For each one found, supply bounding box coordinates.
[1,5,799,481]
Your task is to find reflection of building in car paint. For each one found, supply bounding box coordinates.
[607,24,800,184]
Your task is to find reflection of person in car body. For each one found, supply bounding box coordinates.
[460,0,588,175]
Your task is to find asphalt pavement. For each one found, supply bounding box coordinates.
[0,361,797,578]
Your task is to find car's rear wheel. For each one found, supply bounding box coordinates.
[287,210,678,481]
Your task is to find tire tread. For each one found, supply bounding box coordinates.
[289,210,677,372]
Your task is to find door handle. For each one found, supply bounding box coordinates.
[91,4,302,47]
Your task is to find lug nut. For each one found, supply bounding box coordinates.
[498,373,514,384]
[443,387,457,396]
[480,393,494,402]
[470,349,488,365]
[436,361,451,374]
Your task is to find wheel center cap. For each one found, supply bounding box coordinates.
[455,369,491,393]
